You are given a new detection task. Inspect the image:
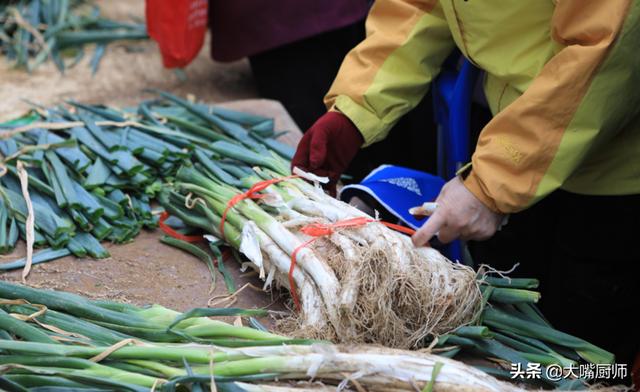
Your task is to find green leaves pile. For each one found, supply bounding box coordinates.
[0,0,147,73]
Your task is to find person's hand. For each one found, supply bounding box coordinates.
[291,112,363,195]
[412,176,504,246]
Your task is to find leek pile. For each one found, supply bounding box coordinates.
[0,280,529,392]
[0,93,615,389]
[0,106,172,266]
[0,92,290,278]
[0,0,147,73]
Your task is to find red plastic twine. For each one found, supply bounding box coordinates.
[219,175,299,240]
[288,217,416,311]
[379,221,416,236]
[159,211,203,242]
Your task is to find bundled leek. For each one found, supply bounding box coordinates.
[0,280,528,392]
[0,0,148,73]
[147,94,612,389]
[0,92,288,279]
[161,152,613,389]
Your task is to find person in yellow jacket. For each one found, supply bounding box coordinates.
[292,0,639,377]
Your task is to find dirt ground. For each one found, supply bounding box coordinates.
[0,0,298,315]
[1,231,287,313]
[0,0,257,120]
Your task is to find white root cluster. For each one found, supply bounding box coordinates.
[238,177,482,349]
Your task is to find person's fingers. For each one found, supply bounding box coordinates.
[437,223,460,244]
[291,131,312,170]
[309,128,328,169]
[459,228,475,241]
[412,212,446,247]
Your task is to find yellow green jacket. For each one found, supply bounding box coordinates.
[326,0,640,214]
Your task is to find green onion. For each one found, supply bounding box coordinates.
[159,235,216,293]
[1,1,148,73]
[482,306,614,364]
[0,309,57,344]
[483,287,541,304]
[482,277,539,289]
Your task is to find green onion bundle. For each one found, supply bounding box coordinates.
[0,280,528,392]
[0,0,148,73]
[160,154,612,389]
[428,276,617,388]
[149,94,614,389]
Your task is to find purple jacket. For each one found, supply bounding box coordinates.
[209,1,370,62]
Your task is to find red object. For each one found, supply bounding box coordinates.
[145,0,208,68]
[220,175,299,240]
[289,237,316,312]
[379,221,417,236]
[300,217,376,237]
[291,112,364,195]
[158,211,203,242]
[288,218,416,311]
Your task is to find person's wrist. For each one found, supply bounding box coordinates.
[461,171,501,214]
[327,111,364,146]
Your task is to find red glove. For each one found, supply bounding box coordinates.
[292,112,364,195]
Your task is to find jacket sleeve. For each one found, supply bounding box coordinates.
[324,0,455,147]
[463,0,640,214]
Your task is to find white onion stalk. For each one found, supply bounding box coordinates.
[173,177,332,328]
[234,384,337,392]
[251,224,327,328]
[224,345,524,392]
[240,222,265,278]
[192,189,326,328]
[237,199,341,329]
